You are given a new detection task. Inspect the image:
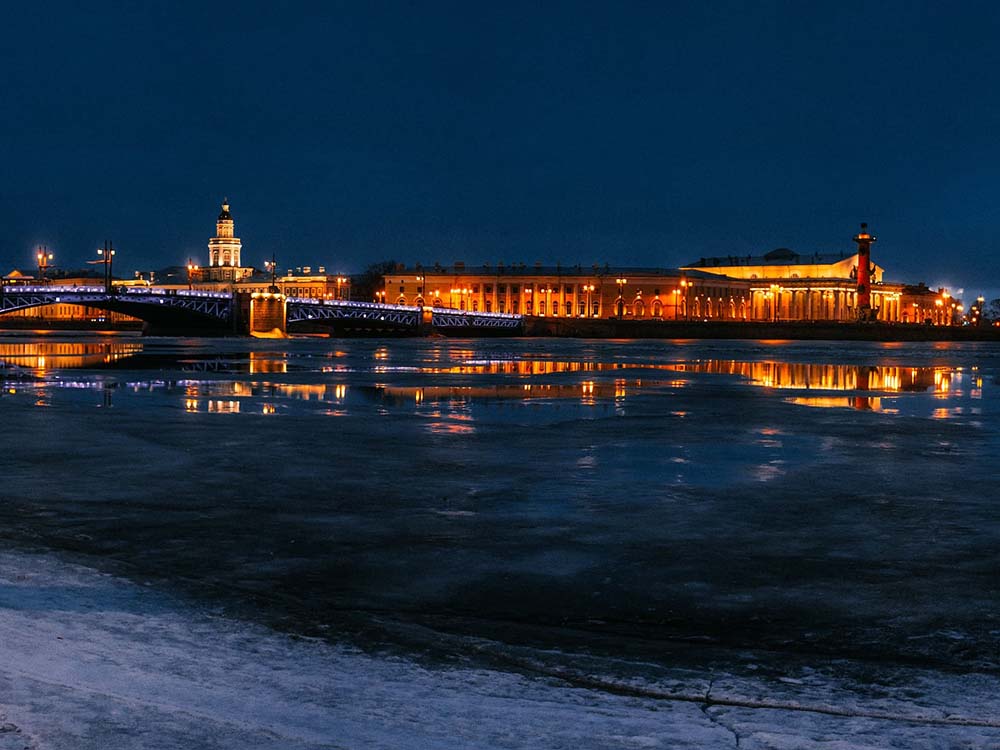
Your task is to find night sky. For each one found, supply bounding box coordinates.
[3,2,999,299]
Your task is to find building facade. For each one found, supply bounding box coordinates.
[197,199,255,283]
[382,264,748,319]
[379,230,932,323]
[681,248,904,322]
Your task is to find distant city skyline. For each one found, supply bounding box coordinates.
[3,2,998,301]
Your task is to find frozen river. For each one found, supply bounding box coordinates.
[2,332,999,748]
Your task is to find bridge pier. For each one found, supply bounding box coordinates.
[248,292,287,338]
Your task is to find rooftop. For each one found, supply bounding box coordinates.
[683,248,862,269]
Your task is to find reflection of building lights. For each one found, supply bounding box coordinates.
[208,400,240,413]
[262,403,276,415]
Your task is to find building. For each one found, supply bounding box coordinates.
[380,227,947,323]
[230,269,351,300]
[382,263,749,319]
[681,246,905,322]
[194,199,255,283]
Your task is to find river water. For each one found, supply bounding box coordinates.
[2,332,999,745]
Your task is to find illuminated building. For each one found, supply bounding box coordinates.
[382,263,747,319]
[680,240,905,322]
[380,226,954,323]
[195,199,255,283]
[231,269,351,300]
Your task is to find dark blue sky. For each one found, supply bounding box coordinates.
[3,1,999,298]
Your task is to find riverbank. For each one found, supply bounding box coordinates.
[525,317,1000,341]
[3,548,1000,749]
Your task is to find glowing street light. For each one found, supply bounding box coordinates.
[616,277,628,318]
[97,241,116,294]
[36,246,54,283]
[582,284,595,317]
[187,258,199,289]
[769,284,782,322]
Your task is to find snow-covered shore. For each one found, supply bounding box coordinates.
[2,550,1000,749]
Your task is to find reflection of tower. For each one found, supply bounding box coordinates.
[853,222,876,321]
[208,198,242,267]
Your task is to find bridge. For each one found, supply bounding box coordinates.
[0,285,523,336]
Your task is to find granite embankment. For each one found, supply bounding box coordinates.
[525,317,1000,341]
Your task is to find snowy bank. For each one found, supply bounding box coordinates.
[1,550,999,749]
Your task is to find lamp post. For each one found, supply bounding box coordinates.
[616,277,627,319]
[36,246,53,283]
[97,241,116,294]
[335,276,349,300]
[582,284,594,317]
[263,254,279,293]
[679,279,690,319]
[187,258,199,289]
[539,286,553,316]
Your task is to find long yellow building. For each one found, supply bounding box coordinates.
[381,255,911,323]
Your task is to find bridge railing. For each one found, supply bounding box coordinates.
[6,285,107,294]
[428,306,523,321]
[2,285,234,299]
[286,297,421,313]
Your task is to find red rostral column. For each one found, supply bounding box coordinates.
[853,222,876,321]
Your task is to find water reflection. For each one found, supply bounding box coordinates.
[0,341,143,370]
[0,344,982,422]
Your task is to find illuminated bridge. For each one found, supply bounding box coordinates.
[0,285,523,335]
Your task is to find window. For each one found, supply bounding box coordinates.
[485,300,492,312]
[565,301,573,316]
[485,284,493,294]
[472,300,479,311]
[472,284,479,293]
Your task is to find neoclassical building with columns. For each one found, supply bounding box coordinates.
[380,242,916,323]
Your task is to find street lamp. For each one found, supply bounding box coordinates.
[770,284,781,322]
[375,289,386,304]
[582,284,595,317]
[616,277,628,318]
[335,276,349,300]
[539,286,553,316]
[36,246,53,283]
[97,241,116,294]
[187,258,199,289]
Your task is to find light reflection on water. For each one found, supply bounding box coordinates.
[0,339,989,424]
[0,341,143,370]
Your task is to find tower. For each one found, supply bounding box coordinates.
[853,222,876,321]
[208,198,242,267]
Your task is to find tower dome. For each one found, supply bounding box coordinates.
[209,198,242,267]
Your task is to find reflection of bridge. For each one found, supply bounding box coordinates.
[0,285,523,336]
